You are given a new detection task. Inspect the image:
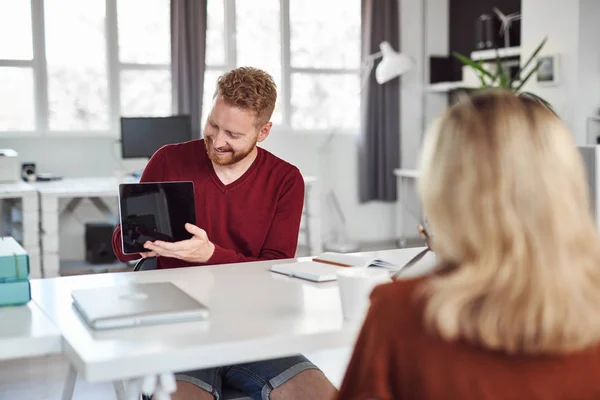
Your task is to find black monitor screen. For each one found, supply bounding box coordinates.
[120,115,193,159]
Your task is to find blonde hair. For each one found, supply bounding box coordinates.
[419,89,600,355]
[216,67,277,127]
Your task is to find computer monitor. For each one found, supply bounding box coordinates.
[120,115,193,159]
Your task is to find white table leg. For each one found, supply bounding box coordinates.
[41,195,60,277]
[89,197,118,225]
[113,380,128,400]
[59,197,83,225]
[22,193,41,278]
[397,177,407,247]
[61,364,77,400]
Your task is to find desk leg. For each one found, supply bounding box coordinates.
[396,177,407,247]
[61,364,77,400]
[59,198,83,225]
[41,195,61,277]
[89,197,117,224]
[113,380,128,400]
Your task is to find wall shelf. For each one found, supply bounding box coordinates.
[426,82,479,93]
[470,46,521,61]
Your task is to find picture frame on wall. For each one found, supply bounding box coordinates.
[536,54,560,85]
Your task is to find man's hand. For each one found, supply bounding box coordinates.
[143,223,216,263]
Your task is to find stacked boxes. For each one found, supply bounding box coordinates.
[0,236,31,306]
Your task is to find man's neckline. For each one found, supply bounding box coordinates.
[204,144,263,192]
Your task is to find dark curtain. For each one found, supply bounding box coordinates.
[358,0,400,203]
[171,0,207,138]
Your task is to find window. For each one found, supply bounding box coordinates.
[0,0,35,131]
[204,0,361,132]
[0,0,171,135]
[45,0,109,130]
[2,0,360,135]
[289,0,361,130]
[117,0,171,118]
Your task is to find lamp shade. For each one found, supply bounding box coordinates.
[375,41,412,84]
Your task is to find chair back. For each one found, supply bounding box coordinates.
[133,257,158,272]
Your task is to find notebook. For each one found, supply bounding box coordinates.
[270,261,341,282]
[311,252,399,269]
[270,250,430,283]
[71,282,209,330]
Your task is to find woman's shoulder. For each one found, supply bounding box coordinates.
[368,276,429,327]
[372,276,428,304]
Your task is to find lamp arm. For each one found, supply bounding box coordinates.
[364,51,383,61]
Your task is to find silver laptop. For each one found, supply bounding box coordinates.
[71,282,210,330]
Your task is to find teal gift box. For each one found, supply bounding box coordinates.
[0,279,31,306]
[0,237,29,282]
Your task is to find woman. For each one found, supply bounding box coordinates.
[337,90,600,399]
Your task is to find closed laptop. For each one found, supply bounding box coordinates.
[71,281,209,330]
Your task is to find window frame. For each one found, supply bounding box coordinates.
[1,0,360,138]
[0,0,172,138]
[209,0,361,135]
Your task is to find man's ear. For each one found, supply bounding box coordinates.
[257,122,272,143]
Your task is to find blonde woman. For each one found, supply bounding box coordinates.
[337,90,600,399]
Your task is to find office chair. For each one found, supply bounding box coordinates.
[134,258,252,400]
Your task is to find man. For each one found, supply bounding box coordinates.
[112,67,337,400]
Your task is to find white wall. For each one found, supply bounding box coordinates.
[576,0,600,144]
[398,0,449,235]
[521,0,600,145]
[520,0,580,137]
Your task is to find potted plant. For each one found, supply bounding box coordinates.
[452,36,552,111]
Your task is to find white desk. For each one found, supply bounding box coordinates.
[35,176,321,277]
[393,169,420,245]
[34,177,127,277]
[0,302,62,361]
[30,247,435,399]
[0,181,42,278]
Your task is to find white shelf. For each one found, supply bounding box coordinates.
[426,82,479,93]
[471,46,521,61]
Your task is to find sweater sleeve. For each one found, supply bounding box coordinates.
[207,167,305,265]
[112,147,168,262]
[337,285,400,400]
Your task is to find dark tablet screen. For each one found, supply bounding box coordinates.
[119,182,196,254]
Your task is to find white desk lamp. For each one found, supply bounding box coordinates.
[362,41,413,85]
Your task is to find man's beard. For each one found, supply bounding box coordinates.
[205,136,258,166]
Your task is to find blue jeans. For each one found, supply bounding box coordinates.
[175,355,318,400]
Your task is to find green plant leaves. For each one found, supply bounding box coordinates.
[452,36,550,104]
[452,51,494,87]
[511,36,548,89]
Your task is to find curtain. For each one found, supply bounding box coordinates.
[358,0,400,203]
[171,0,208,138]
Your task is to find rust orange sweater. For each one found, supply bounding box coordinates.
[338,277,600,400]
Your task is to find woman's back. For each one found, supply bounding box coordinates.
[338,277,600,400]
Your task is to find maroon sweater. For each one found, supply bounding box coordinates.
[112,139,305,269]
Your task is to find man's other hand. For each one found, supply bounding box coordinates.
[143,223,216,263]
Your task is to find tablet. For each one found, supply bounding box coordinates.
[119,181,196,255]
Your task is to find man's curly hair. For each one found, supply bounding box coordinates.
[216,67,277,127]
